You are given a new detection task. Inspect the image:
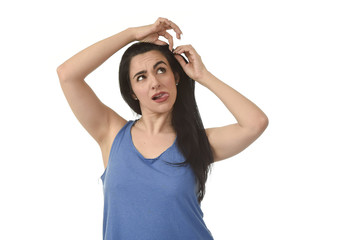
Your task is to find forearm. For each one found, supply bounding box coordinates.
[199,71,268,130]
[57,28,135,82]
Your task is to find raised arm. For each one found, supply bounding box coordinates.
[57,18,182,148]
[173,45,268,162]
[57,28,133,146]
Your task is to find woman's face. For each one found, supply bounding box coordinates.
[129,50,179,116]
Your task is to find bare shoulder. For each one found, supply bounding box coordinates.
[99,109,128,168]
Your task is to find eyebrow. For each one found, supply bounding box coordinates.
[133,60,167,79]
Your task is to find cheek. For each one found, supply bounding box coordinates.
[130,83,140,97]
[133,87,147,99]
[162,73,176,87]
[169,84,178,101]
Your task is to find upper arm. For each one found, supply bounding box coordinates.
[57,67,127,146]
[205,121,268,162]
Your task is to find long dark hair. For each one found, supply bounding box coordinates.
[119,42,214,203]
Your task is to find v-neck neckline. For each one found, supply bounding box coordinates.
[129,120,177,161]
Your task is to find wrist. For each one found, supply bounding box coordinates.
[197,71,217,87]
[196,69,211,83]
[125,27,137,42]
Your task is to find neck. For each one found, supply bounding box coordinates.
[136,112,174,136]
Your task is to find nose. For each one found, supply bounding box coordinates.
[152,83,161,90]
[150,75,161,90]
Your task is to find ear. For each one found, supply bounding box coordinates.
[132,93,138,100]
[175,73,180,85]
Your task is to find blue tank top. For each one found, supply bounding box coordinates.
[100,120,214,240]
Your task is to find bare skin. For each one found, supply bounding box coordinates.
[128,50,179,159]
[57,17,268,169]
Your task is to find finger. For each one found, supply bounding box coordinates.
[157,18,172,31]
[156,17,169,26]
[173,46,185,55]
[153,39,168,46]
[158,18,182,40]
[173,45,191,52]
[168,20,182,39]
[175,45,205,66]
[173,45,194,59]
[173,52,190,65]
[154,17,171,32]
[174,54,187,69]
[162,31,174,51]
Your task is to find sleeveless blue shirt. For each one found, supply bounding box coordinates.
[100,120,214,240]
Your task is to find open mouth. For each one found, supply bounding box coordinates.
[151,92,169,103]
[152,92,169,100]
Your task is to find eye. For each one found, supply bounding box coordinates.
[137,75,145,81]
[157,67,166,74]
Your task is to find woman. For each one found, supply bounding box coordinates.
[57,17,268,240]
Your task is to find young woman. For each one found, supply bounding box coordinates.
[57,17,268,240]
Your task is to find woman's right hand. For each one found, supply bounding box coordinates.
[132,17,182,51]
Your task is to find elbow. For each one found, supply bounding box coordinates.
[56,64,67,82]
[249,114,269,135]
[57,64,84,83]
[260,115,269,131]
[256,115,269,134]
[57,63,79,83]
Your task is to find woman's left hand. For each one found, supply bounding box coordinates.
[173,45,209,84]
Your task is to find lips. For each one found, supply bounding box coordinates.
[151,91,169,100]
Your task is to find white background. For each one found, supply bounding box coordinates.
[1,0,360,239]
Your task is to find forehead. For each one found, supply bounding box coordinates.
[129,50,168,72]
